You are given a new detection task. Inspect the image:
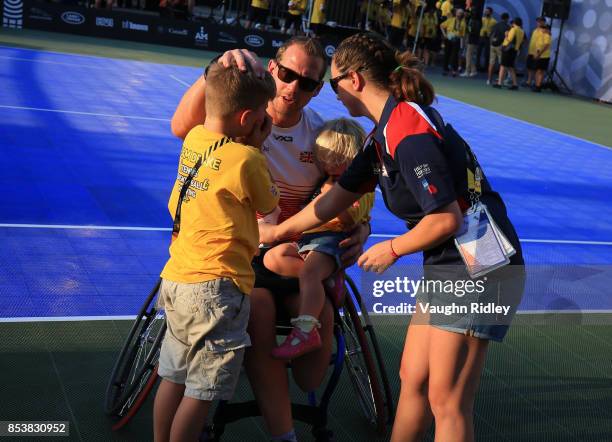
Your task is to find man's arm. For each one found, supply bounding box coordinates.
[171,75,207,140]
[171,49,266,140]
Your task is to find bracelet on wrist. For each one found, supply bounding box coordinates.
[389,239,400,259]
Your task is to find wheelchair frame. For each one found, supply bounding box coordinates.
[105,275,394,439]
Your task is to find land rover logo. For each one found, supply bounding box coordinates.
[61,11,85,25]
[244,35,264,47]
[325,45,336,57]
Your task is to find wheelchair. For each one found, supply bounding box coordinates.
[105,275,394,440]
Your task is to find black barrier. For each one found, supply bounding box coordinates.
[18,0,345,59]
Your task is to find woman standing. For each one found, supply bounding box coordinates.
[259,32,525,442]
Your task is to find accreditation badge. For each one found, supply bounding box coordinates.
[454,202,511,279]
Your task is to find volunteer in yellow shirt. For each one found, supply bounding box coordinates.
[422,5,439,66]
[526,17,551,89]
[477,6,496,70]
[440,8,466,76]
[247,0,269,29]
[388,0,409,48]
[283,0,307,35]
[494,17,525,89]
[309,0,326,36]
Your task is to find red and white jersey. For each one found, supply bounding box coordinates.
[260,107,325,222]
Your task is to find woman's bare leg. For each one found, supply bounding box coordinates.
[391,308,434,442]
[428,328,489,442]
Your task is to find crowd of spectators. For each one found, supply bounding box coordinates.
[92,0,552,91]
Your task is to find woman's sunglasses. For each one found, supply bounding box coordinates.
[275,62,322,92]
[329,67,368,94]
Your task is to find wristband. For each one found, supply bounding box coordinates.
[389,239,400,259]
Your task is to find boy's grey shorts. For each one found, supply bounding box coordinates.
[157,278,251,401]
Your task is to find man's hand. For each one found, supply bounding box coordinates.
[237,113,272,149]
[339,223,370,268]
[357,240,398,274]
[219,49,266,77]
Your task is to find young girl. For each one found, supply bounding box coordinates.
[260,118,374,360]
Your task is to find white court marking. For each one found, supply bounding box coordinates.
[0,104,170,121]
[1,223,611,246]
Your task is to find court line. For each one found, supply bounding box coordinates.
[439,94,612,151]
[169,74,191,87]
[0,54,107,69]
[3,310,611,323]
[1,223,611,246]
[0,104,170,121]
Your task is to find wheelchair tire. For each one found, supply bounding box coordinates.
[345,275,395,424]
[105,278,166,427]
[341,291,387,435]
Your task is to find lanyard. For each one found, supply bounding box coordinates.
[172,135,231,239]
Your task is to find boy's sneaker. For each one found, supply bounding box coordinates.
[271,327,322,360]
[492,83,502,88]
[508,85,518,90]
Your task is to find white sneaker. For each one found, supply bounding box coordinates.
[486,80,491,85]
[469,72,478,77]
[460,72,469,77]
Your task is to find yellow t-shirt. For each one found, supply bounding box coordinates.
[161,126,279,294]
[390,0,407,29]
[436,0,453,18]
[251,0,269,10]
[288,0,306,16]
[306,192,375,234]
[441,16,466,38]
[310,0,325,24]
[480,16,496,37]
[528,28,551,57]
[503,25,525,51]
[422,12,438,38]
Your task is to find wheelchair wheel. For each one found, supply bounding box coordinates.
[345,276,395,424]
[341,289,387,435]
[105,278,166,429]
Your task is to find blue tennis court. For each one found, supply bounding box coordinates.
[1,45,611,319]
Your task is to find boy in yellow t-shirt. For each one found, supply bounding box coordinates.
[153,63,279,441]
[261,118,374,359]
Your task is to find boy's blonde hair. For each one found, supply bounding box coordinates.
[314,118,366,169]
[205,62,276,118]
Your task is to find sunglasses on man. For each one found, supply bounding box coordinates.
[275,62,322,92]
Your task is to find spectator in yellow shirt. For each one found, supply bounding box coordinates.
[422,5,439,66]
[532,22,552,92]
[246,0,269,29]
[440,7,466,76]
[282,0,307,35]
[388,0,410,49]
[525,17,551,89]
[154,62,279,442]
[309,0,326,36]
[436,0,453,21]
[477,6,496,71]
[494,17,525,90]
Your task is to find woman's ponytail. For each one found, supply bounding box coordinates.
[389,50,435,106]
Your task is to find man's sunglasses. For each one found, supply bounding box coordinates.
[275,62,322,92]
[329,67,368,94]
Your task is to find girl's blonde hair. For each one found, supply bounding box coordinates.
[314,118,366,170]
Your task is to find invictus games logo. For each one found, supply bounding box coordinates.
[3,0,24,28]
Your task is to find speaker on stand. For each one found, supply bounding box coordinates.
[542,0,572,94]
